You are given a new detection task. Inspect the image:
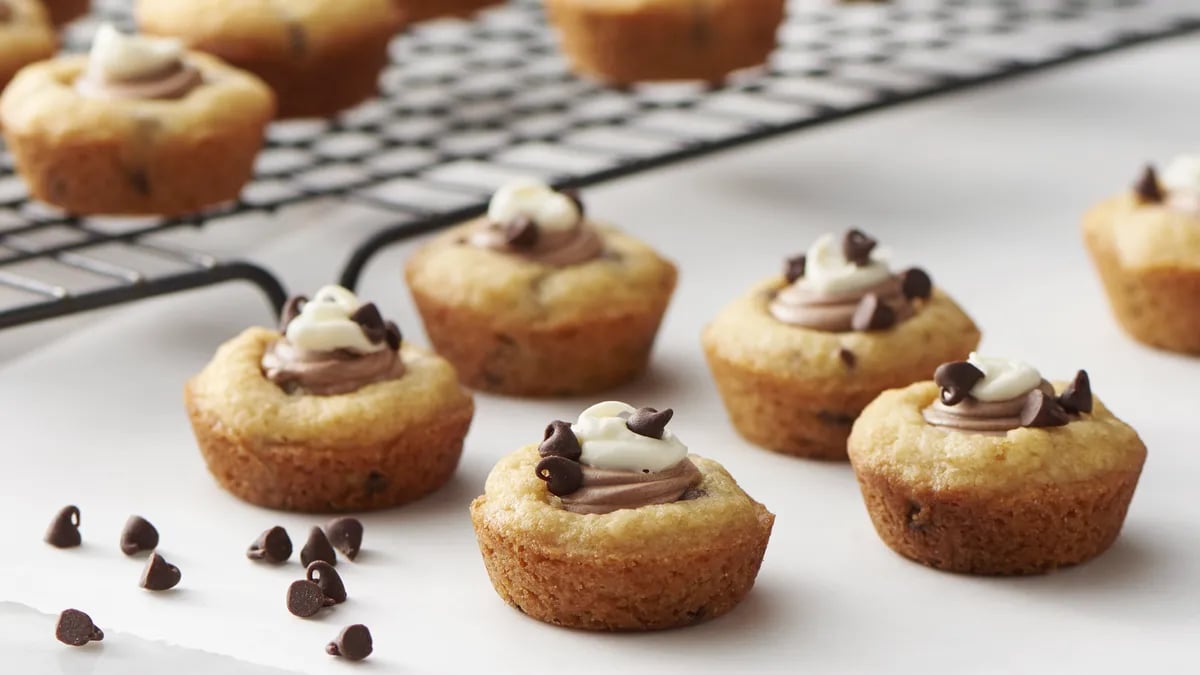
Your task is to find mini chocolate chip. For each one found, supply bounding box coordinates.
[279,295,307,331]
[504,216,539,248]
[55,609,103,647]
[850,293,896,331]
[350,303,388,344]
[325,518,363,561]
[838,347,856,369]
[247,526,292,563]
[120,516,159,556]
[561,188,585,218]
[327,624,373,661]
[45,505,81,549]
[140,552,181,591]
[300,527,337,567]
[1134,165,1164,204]
[307,561,347,604]
[384,321,402,351]
[816,410,856,427]
[287,580,328,618]
[538,420,582,460]
[1058,370,1093,414]
[900,267,933,300]
[783,254,806,284]
[934,361,985,406]
[535,456,583,496]
[1020,389,1071,428]
[364,471,388,495]
[842,229,877,266]
[626,407,673,439]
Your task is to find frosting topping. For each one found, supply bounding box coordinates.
[1161,154,1200,213]
[533,402,702,515]
[467,179,603,266]
[261,286,405,396]
[769,230,931,332]
[923,355,1093,433]
[76,24,202,101]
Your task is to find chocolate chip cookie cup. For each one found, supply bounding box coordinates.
[1083,157,1200,354]
[405,179,677,397]
[848,355,1147,575]
[136,0,403,118]
[543,0,785,85]
[702,230,980,460]
[0,1,56,91]
[470,402,774,631]
[185,286,474,512]
[0,25,274,217]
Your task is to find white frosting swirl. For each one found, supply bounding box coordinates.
[285,285,385,354]
[88,24,185,81]
[794,233,892,295]
[487,178,580,232]
[966,353,1042,402]
[1162,155,1200,212]
[571,401,689,473]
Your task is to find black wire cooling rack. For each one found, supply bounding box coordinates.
[0,0,1196,329]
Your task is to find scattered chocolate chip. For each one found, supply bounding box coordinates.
[300,527,337,567]
[1058,370,1093,414]
[850,293,896,331]
[783,254,806,284]
[325,518,363,561]
[1020,389,1071,428]
[140,552,181,591]
[55,609,103,647]
[287,580,329,618]
[307,561,347,604]
[535,456,583,497]
[538,421,582,460]
[561,188,585,217]
[327,624,373,661]
[842,229,877,266]
[384,321,402,351]
[838,347,856,369]
[279,295,307,331]
[247,526,292,563]
[119,516,159,556]
[503,215,539,248]
[626,407,673,439]
[1134,164,1164,204]
[900,267,933,300]
[45,505,82,549]
[934,361,985,406]
[350,303,388,344]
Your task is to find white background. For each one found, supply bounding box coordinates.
[2,34,1199,675]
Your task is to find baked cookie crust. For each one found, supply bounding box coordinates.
[0,1,56,91]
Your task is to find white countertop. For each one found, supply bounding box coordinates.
[2,35,1199,675]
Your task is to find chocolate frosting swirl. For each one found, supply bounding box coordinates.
[469,220,603,266]
[923,380,1055,433]
[559,458,702,515]
[770,275,915,332]
[261,341,405,396]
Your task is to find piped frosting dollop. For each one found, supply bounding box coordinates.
[467,179,603,266]
[75,24,202,101]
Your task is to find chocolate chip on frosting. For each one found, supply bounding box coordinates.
[140,552,182,591]
[626,407,674,439]
[349,303,388,345]
[45,506,82,549]
[1019,389,1070,428]
[325,518,363,561]
[55,609,103,647]
[539,421,582,460]
[327,624,373,661]
[783,254,806,284]
[1058,370,1093,414]
[287,579,330,618]
[1134,165,1164,204]
[503,215,539,248]
[120,516,159,556]
[900,267,933,300]
[933,361,985,405]
[850,293,895,331]
[247,526,293,563]
[842,229,877,266]
[306,561,346,604]
[384,321,402,351]
[535,456,584,496]
[300,527,337,567]
[279,295,307,331]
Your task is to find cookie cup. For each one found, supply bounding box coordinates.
[0,53,274,216]
[702,279,980,460]
[405,220,677,396]
[1082,194,1200,354]
[41,0,89,26]
[0,1,56,91]
[543,0,785,85]
[184,327,474,512]
[136,0,403,118]
[398,0,501,22]
[848,381,1146,575]
[470,446,774,630]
